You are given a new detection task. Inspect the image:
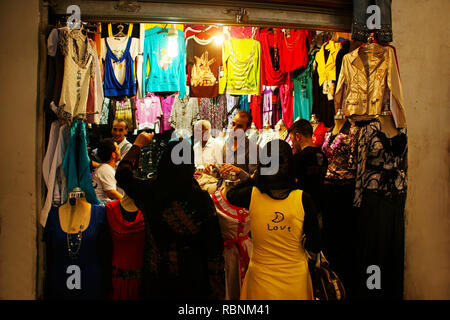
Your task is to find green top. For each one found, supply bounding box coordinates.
[220,38,261,95]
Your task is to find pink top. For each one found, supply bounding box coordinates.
[160,94,176,132]
[135,95,163,132]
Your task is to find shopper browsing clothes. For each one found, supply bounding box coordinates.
[115,132,226,300]
[92,138,123,203]
[226,139,322,300]
[288,119,328,226]
[205,110,260,181]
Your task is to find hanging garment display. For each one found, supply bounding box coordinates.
[41,122,70,227]
[220,38,261,95]
[199,95,228,134]
[143,26,187,98]
[105,200,145,300]
[334,44,406,128]
[320,120,360,299]
[169,96,200,137]
[185,25,223,98]
[352,120,407,208]
[62,121,100,205]
[44,204,109,299]
[352,0,393,43]
[110,97,136,131]
[293,54,315,121]
[312,67,335,128]
[250,95,263,129]
[223,26,260,41]
[279,79,294,129]
[102,35,139,97]
[160,94,176,132]
[262,86,277,127]
[58,28,95,120]
[352,120,407,300]
[279,29,311,73]
[259,28,288,86]
[135,94,163,132]
[239,95,251,112]
[315,40,342,100]
[211,189,252,300]
[321,121,359,181]
[312,122,329,147]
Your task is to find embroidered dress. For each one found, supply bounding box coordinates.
[212,190,252,300]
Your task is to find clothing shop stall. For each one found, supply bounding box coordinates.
[38,0,407,300]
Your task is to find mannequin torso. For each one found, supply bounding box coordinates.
[331,119,346,136]
[59,197,91,234]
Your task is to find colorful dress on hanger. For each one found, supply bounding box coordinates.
[293,54,315,121]
[250,95,263,129]
[62,121,100,205]
[160,94,176,132]
[169,96,200,137]
[259,28,288,87]
[199,95,228,134]
[135,94,163,132]
[143,27,187,98]
[105,200,145,300]
[44,205,109,300]
[58,28,95,120]
[102,35,139,97]
[322,123,359,181]
[279,29,311,73]
[220,38,261,95]
[241,188,313,300]
[185,25,223,98]
[212,189,252,300]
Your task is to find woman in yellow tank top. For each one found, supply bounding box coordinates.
[227,140,322,300]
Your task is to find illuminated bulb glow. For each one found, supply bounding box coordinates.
[214,35,224,46]
[168,36,178,58]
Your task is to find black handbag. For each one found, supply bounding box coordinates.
[308,251,346,300]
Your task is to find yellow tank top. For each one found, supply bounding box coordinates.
[241,187,313,300]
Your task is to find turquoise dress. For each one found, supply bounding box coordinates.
[293,55,315,121]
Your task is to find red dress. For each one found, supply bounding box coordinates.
[260,28,288,87]
[106,200,145,300]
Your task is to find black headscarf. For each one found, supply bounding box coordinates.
[254,139,297,199]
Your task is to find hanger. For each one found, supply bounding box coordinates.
[157,24,169,34]
[114,24,127,37]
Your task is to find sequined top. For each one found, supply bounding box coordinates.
[321,124,359,181]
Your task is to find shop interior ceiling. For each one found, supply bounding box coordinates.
[48,0,352,31]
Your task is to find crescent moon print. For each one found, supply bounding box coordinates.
[272,212,285,223]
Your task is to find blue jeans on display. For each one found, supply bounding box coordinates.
[352,0,393,43]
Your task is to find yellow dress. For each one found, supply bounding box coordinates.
[240,187,313,300]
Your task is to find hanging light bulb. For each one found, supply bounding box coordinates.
[167,24,178,58]
[214,34,224,46]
